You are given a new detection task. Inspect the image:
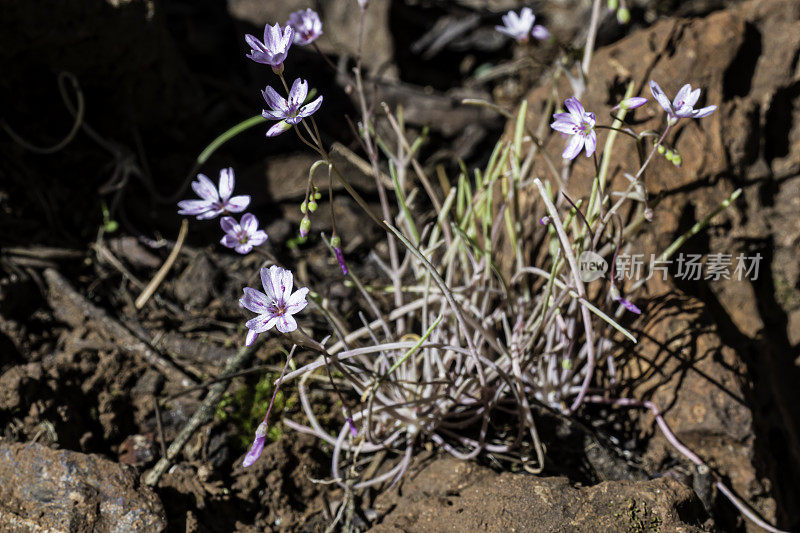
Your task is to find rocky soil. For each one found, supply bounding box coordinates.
[1,0,798,531]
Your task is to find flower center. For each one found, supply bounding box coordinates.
[236,230,249,244]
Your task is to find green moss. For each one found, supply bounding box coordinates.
[615,499,662,533]
[215,372,297,450]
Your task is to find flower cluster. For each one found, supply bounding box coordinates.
[551,80,716,160]
[177,168,268,255]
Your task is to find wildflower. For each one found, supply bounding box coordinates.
[649,81,717,125]
[495,8,549,43]
[245,23,294,71]
[240,265,309,345]
[177,168,250,220]
[261,78,323,137]
[288,9,322,46]
[550,97,597,160]
[242,421,268,467]
[220,213,268,254]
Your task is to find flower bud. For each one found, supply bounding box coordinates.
[307,200,318,212]
[299,216,311,238]
[657,144,666,155]
[300,200,307,214]
[330,235,341,248]
[617,7,630,24]
[619,97,648,110]
[673,153,683,167]
[607,0,619,9]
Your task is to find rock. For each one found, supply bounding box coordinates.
[371,456,708,532]
[106,237,163,270]
[0,439,166,532]
[513,0,800,528]
[174,252,215,310]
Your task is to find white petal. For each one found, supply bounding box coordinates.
[262,265,282,301]
[562,134,583,160]
[285,287,309,314]
[280,268,294,301]
[241,213,259,234]
[218,168,234,200]
[240,288,271,313]
[192,174,219,202]
[220,216,238,234]
[275,314,297,333]
[649,80,673,115]
[246,313,278,333]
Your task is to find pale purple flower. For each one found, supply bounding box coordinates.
[261,78,323,137]
[240,265,309,345]
[245,23,294,69]
[550,97,597,160]
[649,81,717,125]
[495,8,549,43]
[242,421,268,467]
[177,168,250,220]
[220,213,268,254]
[288,9,322,46]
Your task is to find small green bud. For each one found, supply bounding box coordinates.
[314,191,322,200]
[607,0,619,10]
[657,144,666,155]
[330,235,341,248]
[617,7,630,24]
[664,150,674,162]
[299,216,311,238]
[300,200,307,214]
[673,153,683,166]
[307,200,318,212]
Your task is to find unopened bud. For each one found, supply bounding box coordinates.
[300,200,307,214]
[299,216,311,238]
[607,0,619,9]
[617,7,630,24]
[673,153,683,167]
[307,200,318,212]
[330,235,341,248]
[657,144,666,155]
